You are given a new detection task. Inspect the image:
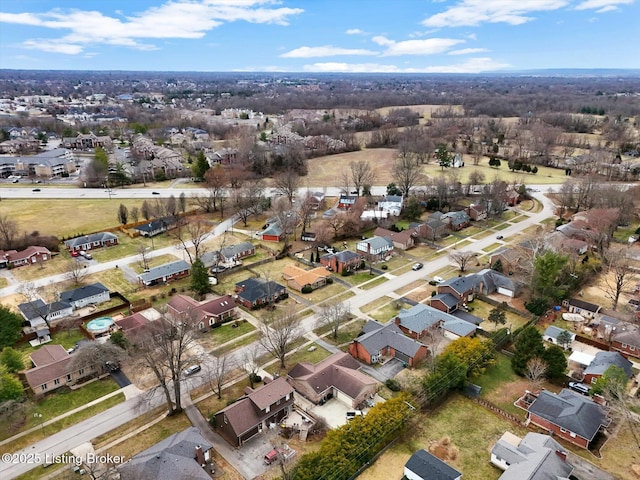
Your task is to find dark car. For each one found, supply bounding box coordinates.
[152,191,160,195]
[496,235,504,240]
[32,188,41,192]
[105,361,120,372]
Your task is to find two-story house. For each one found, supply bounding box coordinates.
[430,276,477,313]
[213,377,294,447]
[59,282,110,309]
[356,236,394,261]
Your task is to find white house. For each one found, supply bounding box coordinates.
[59,282,110,309]
[377,195,403,216]
[356,236,394,261]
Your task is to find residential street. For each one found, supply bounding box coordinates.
[0,190,557,479]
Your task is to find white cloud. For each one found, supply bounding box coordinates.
[280,45,377,58]
[575,0,633,9]
[345,28,365,35]
[22,39,84,55]
[303,57,510,73]
[448,47,489,55]
[372,36,464,55]
[422,0,570,27]
[0,1,303,54]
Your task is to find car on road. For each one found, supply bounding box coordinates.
[412,263,423,271]
[183,365,201,376]
[32,188,41,192]
[152,191,160,195]
[433,276,444,283]
[568,381,591,396]
[496,235,504,240]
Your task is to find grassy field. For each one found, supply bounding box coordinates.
[358,394,529,480]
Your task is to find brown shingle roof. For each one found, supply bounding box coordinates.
[249,377,294,411]
[30,344,68,367]
[198,295,236,316]
[25,357,72,389]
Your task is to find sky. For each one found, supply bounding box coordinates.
[0,0,638,73]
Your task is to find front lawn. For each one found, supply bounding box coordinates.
[198,320,255,351]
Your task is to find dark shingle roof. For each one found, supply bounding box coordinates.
[235,277,286,303]
[584,351,633,378]
[405,449,461,480]
[138,260,190,284]
[355,322,424,357]
[439,275,477,295]
[568,298,601,313]
[59,282,109,303]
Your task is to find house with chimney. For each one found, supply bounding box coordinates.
[466,203,488,221]
[430,276,477,313]
[319,250,361,274]
[349,320,428,367]
[213,377,294,447]
[395,303,477,341]
[234,277,287,309]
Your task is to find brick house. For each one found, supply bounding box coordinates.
[287,352,377,409]
[23,345,97,396]
[64,232,119,252]
[138,260,190,286]
[282,265,331,292]
[167,294,237,328]
[319,250,361,274]
[0,246,50,268]
[466,203,488,221]
[611,324,640,359]
[349,320,428,367]
[526,389,610,449]
[582,351,633,385]
[338,195,357,210]
[394,304,476,341]
[441,210,471,231]
[430,276,477,313]
[213,377,294,447]
[234,277,287,309]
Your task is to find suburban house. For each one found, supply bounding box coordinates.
[395,304,477,341]
[545,231,589,255]
[258,221,285,242]
[64,232,119,252]
[611,323,640,359]
[377,195,403,216]
[23,344,97,396]
[441,210,471,231]
[466,203,488,221]
[474,269,521,297]
[282,265,331,292]
[18,299,73,330]
[201,242,255,269]
[133,217,181,237]
[417,217,448,240]
[337,195,357,210]
[213,377,294,447]
[430,276,477,313]
[234,277,287,309]
[59,282,110,309]
[166,294,237,328]
[356,236,394,261]
[114,312,151,337]
[118,427,214,480]
[562,298,601,319]
[489,247,525,274]
[526,389,610,449]
[490,432,573,480]
[287,352,377,409]
[138,260,190,286]
[542,326,575,348]
[349,320,429,367]
[404,449,462,480]
[305,191,326,210]
[504,189,520,206]
[319,250,361,274]
[0,246,51,268]
[373,227,415,250]
[582,351,633,385]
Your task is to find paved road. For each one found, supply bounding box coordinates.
[0,190,556,479]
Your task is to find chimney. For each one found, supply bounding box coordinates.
[195,445,205,466]
[394,317,401,326]
[555,450,567,462]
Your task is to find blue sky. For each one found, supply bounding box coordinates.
[1,0,638,73]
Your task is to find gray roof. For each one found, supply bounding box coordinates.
[443,318,477,337]
[220,242,254,259]
[59,282,109,303]
[405,449,461,480]
[118,427,211,480]
[18,299,72,321]
[382,195,403,203]
[359,236,393,250]
[333,250,361,262]
[64,231,118,249]
[491,432,573,480]
[475,269,520,294]
[138,260,190,284]
[355,321,424,358]
[235,277,286,303]
[439,275,477,295]
[584,351,633,378]
[528,389,608,441]
[543,325,568,340]
[398,304,475,337]
[442,210,470,226]
[431,293,459,309]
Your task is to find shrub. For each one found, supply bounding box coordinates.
[301,285,313,294]
[249,373,262,384]
[428,280,437,286]
[326,277,334,284]
[381,264,388,270]
[385,379,401,391]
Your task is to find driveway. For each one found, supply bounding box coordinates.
[359,358,405,383]
[109,369,131,388]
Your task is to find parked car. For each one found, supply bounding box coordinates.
[412,263,423,271]
[345,410,364,420]
[71,251,79,257]
[105,361,120,372]
[264,449,281,465]
[11,178,18,183]
[183,365,201,376]
[568,381,591,396]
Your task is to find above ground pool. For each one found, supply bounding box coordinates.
[86,317,114,335]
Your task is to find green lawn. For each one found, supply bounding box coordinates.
[210,332,258,356]
[339,271,382,286]
[474,354,518,394]
[283,342,333,366]
[318,319,366,346]
[482,242,503,253]
[360,276,389,290]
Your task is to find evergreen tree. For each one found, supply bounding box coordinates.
[190,258,212,296]
[542,345,567,380]
[511,326,545,376]
[0,306,23,349]
[192,152,210,180]
[488,306,507,328]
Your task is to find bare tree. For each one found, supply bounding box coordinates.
[231,180,264,226]
[130,206,140,223]
[132,313,201,415]
[349,160,375,197]
[67,342,125,377]
[242,347,263,388]
[298,192,317,237]
[19,283,58,329]
[172,219,211,264]
[525,357,547,391]
[206,354,234,399]
[317,303,349,341]
[0,213,18,249]
[204,164,228,218]
[271,196,299,251]
[66,258,89,286]
[602,248,636,311]
[449,251,476,273]
[273,169,300,205]
[259,307,300,369]
[393,148,423,197]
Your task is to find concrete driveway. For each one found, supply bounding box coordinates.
[359,358,406,383]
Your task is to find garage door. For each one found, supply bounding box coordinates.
[394,351,410,363]
[334,388,353,407]
[497,287,514,297]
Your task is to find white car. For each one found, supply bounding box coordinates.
[183,365,201,376]
[433,276,444,283]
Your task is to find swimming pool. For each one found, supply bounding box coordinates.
[86,317,114,334]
